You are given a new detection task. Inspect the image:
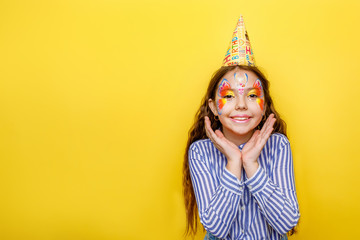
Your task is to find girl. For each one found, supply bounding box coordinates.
[182,65,300,240]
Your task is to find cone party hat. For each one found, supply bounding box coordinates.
[223,15,255,66]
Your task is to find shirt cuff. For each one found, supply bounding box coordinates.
[244,166,269,195]
[220,167,244,195]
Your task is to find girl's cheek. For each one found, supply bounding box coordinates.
[217,99,227,115]
[216,78,232,115]
[256,98,264,111]
[253,79,264,111]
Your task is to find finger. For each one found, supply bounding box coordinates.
[204,117,210,138]
[260,114,272,132]
[204,116,221,142]
[204,116,215,139]
[205,120,231,152]
[214,129,232,146]
[248,130,260,144]
[214,129,225,139]
[268,118,276,132]
[215,129,241,148]
[260,118,276,143]
[260,114,274,137]
[264,113,274,128]
[204,116,214,135]
[263,125,274,141]
[263,117,276,137]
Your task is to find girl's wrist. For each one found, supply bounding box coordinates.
[243,161,259,179]
[226,152,242,163]
[226,161,242,180]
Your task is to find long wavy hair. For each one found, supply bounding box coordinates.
[182,65,297,237]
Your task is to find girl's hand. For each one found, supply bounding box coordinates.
[242,114,277,178]
[204,116,242,179]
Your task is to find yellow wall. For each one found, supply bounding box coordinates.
[0,0,359,239]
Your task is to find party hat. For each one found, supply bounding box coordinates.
[223,15,255,66]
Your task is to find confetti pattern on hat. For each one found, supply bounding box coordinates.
[223,15,255,67]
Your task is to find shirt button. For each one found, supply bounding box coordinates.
[241,206,245,211]
[248,186,252,190]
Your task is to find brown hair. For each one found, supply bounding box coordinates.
[182,65,297,237]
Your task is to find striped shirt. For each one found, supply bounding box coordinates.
[188,133,300,240]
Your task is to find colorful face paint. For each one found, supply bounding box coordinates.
[234,73,248,95]
[216,78,232,115]
[217,98,227,115]
[251,79,264,110]
[218,78,231,94]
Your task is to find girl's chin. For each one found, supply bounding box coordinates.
[223,128,255,137]
[220,119,261,135]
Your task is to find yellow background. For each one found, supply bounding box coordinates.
[0,0,359,239]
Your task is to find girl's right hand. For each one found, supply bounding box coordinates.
[204,116,242,179]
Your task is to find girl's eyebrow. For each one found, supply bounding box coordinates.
[219,87,261,92]
[219,88,235,91]
[245,86,263,90]
[220,87,261,92]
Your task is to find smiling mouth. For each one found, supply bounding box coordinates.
[230,116,251,122]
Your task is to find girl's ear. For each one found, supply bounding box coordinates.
[208,99,218,116]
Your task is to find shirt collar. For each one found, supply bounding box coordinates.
[238,142,246,150]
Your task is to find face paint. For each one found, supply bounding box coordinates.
[234,73,248,95]
[217,99,227,115]
[216,78,232,115]
[218,78,231,94]
[252,79,264,110]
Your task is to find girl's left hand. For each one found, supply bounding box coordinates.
[242,114,277,178]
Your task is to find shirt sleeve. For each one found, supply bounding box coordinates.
[244,140,300,235]
[189,143,244,239]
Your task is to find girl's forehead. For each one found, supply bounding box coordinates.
[220,69,258,87]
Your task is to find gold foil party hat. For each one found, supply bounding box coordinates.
[223,15,255,66]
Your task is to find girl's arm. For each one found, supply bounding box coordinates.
[189,143,244,239]
[244,136,300,235]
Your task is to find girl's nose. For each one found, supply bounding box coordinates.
[235,96,247,110]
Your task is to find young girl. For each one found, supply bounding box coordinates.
[183,65,300,239]
[182,65,300,240]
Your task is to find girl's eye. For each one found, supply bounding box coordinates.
[223,94,235,99]
[248,94,258,98]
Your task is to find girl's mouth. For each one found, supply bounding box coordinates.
[230,117,251,123]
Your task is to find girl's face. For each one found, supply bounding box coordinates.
[209,68,265,139]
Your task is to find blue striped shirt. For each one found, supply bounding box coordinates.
[188,133,300,240]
